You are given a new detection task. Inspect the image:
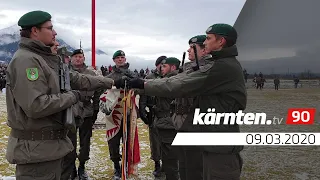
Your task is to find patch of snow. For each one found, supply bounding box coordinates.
[294,173,310,180]
[0,25,20,35]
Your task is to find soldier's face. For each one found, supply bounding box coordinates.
[113,56,126,67]
[31,21,57,46]
[71,54,85,66]
[156,64,161,71]
[204,34,225,53]
[187,44,206,61]
[50,40,59,54]
[161,64,175,75]
[64,57,70,64]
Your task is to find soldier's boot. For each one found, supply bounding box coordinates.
[113,162,121,180]
[78,162,89,180]
[153,160,162,177]
[70,166,77,180]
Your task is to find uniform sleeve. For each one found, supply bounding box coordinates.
[70,70,114,91]
[88,71,102,111]
[144,61,233,98]
[12,57,78,119]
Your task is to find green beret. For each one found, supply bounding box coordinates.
[71,49,84,56]
[113,50,125,59]
[161,57,181,66]
[188,35,206,45]
[155,56,167,66]
[18,10,52,28]
[206,23,237,40]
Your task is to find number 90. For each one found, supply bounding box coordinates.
[292,111,310,122]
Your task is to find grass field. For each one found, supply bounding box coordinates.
[0,83,319,179]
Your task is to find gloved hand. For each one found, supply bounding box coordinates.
[92,110,99,124]
[139,109,149,125]
[114,78,125,89]
[71,90,81,101]
[71,90,87,102]
[128,78,145,89]
[114,76,131,89]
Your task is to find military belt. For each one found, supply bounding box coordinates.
[10,128,68,141]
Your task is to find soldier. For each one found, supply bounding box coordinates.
[124,23,246,180]
[153,57,181,180]
[175,35,211,180]
[243,69,248,83]
[105,50,136,180]
[256,76,262,90]
[274,76,280,90]
[61,49,101,180]
[294,76,300,88]
[5,10,120,179]
[139,55,166,177]
[139,68,146,78]
[50,39,59,54]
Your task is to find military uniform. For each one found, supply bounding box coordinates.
[6,11,114,180]
[127,24,246,180]
[138,56,166,177]
[174,35,210,180]
[106,50,136,179]
[152,57,180,180]
[61,49,101,180]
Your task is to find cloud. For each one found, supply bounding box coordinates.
[0,0,246,67]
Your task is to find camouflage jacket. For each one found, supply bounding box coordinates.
[71,64,101,119]
[138,70,161,126]
[173,54,212,130]
[153,70,178,130]
[6,37,113,164]
[143,45,247,154]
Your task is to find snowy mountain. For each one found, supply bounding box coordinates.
[0,25,107,62]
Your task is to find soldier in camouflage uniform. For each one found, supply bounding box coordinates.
[105,50,136,180]
[61,49,101,180]
[139,56,166,177]
[124,23,246,180]
[173,35,211,180]
[153,57,181,180]
[6,10,116,180]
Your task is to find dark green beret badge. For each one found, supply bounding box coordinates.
[113,50,125,59]
[161,57,181,66]
[205,23,237,40]
[188,35,206,45]
[71,49,84,56]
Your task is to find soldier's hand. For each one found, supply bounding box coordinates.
[128,78,145,89]
[92,110,99,123]
[114,78,126,89]
[139,109,149,125]
[71,90,81,101]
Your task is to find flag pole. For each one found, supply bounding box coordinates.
[92,0,96,69]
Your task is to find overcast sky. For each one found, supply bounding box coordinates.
[0,0,245,68]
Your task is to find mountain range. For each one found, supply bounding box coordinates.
[0,24,319,74]
[0,25,107,62]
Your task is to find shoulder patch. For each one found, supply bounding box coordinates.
[26,68,39,81]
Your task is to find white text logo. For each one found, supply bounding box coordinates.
[193,108,283,125]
